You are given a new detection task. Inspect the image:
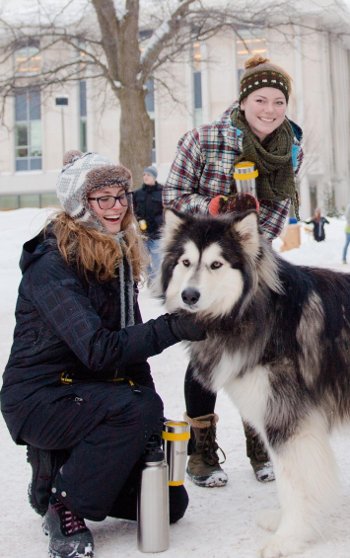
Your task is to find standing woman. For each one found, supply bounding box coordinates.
[163,55,303,488]
[0,151,205,558]
[305,208,329,242]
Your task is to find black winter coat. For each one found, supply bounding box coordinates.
[133,183,163,239]
[305,216,329,242]
[0,230,179,444]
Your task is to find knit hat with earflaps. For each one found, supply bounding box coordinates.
[56,150,132,226]
[57,150,135,330]
[239,55,292,104]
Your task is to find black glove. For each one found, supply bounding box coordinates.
[167,313,207,342]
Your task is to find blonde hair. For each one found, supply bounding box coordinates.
[48,210,149,283]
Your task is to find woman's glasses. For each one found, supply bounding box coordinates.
[88,192,132,209]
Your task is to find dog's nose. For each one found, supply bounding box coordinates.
[181,287,200,306]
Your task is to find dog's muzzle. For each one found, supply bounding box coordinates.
[181,287,200,307]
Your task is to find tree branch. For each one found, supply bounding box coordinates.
[91,0,120,79]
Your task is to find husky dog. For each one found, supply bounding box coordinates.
[159,208,350,558]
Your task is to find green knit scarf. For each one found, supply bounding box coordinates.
[231,108,299,217]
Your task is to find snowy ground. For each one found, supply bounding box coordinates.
[1,208,350,558]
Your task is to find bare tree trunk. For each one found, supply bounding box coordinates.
[92,0,152,185]
[117,87,153,187]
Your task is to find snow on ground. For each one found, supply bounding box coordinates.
[1,208,350,558]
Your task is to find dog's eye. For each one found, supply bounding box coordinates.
[210,261,222,270]
[182,259,191,267]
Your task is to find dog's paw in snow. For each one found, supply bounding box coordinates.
[260,534,306,558]
[256,509,281,532]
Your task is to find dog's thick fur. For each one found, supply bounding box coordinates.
[159,208,350,557]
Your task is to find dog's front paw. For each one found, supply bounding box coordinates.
[256,509,281,532]
[260,534,305,558]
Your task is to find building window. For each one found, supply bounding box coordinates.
[145,78,156,163]
[236,32,267,94]
[15,88,42,171]
[0,192,59,210]
[145,77,155,113]
[14,40,41,76]
[79,80,87,152]
[192,42,203,126]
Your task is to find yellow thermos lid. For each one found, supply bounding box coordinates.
[233,161,259,181]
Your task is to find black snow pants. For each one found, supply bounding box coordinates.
[19,381,188,522]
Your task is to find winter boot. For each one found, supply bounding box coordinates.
[185,413,228,487]
[26,445,68,516]
[43,496,94,558]
[243,422,275,482]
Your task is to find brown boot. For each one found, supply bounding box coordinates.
[185,413,228,487]
[243,422,275,482]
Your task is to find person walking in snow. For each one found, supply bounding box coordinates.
[163,55,303,488]
[305,208,329,242]
[0,150,206,558]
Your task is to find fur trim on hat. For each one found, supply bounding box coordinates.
[85,165,132,195]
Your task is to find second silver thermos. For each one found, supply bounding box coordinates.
[162,420,190,486]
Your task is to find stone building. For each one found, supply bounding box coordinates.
[0,0,350,219]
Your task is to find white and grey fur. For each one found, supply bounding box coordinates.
[159,208,350,558]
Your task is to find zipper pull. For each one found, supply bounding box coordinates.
[128,378,142,394]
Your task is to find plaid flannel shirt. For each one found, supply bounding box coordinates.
[163,102,303,240]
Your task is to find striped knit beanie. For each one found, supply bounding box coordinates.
[56,150,132,224]
[239,55,292,104]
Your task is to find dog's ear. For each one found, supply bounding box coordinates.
[163,209,186,244]
[232,211,260,259]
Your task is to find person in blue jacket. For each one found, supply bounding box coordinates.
[342,203,350,263]
[0,150,205,558]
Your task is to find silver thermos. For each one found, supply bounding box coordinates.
[162,420,190,486]
[233,161,258,197]
[137,437,170,553]
[233,161,260,212]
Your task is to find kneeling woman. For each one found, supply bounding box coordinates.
[0,151,205,558]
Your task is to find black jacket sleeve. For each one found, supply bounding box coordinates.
[27,252,180,376]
